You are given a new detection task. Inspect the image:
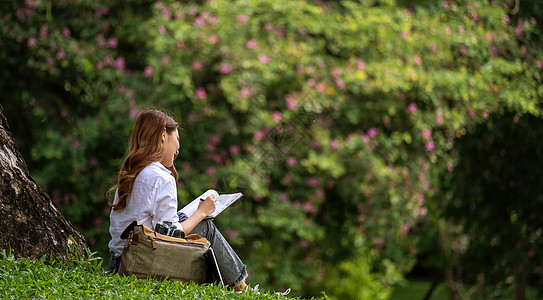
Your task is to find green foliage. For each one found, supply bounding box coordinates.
[0,251,310,300]
[2,0,542,298]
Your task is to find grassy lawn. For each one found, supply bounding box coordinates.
[0,251,326,300]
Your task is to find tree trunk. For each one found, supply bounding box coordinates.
[0,105,87,262]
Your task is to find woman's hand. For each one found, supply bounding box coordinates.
[197,194,216,217]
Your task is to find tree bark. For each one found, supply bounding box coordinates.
[0,105,87,262]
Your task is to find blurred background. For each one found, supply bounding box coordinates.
[1,0,542,299]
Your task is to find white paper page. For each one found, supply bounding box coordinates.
[179,191,243,219]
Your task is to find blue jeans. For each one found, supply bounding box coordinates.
[191,219,248,287]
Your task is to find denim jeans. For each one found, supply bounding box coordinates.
[191,219,248,287]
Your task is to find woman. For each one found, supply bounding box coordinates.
[107,109,248,291]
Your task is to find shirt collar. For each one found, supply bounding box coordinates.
[153,161,172,175]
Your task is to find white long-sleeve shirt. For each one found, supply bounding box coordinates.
[108,161,182,256]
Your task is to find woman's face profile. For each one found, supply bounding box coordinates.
[160,129,180,168]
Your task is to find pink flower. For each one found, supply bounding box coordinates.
[209,35,219,44]
[514,26,523,36]
[272,111,282,122]
[279,193,289,202]
[460,45,468,55]
[47,57,55,67]
[399,31,408,39]
[442,1,449,11]
[194,17,205,27]
[445,26,452,35]
[144,65,154,77]
[357,59,366,72]
[129,100,141,119]
[254,128,266,140]
[418,194,425,205]
[114,57,125,70]
[471,11,478,20]
[27,36,37,47]
[468,108,476,119]
[407,103,417,114]
[73,139,81,149]
[195,87,207,99]
[206,166,216,177]
[118,85,126,95]
[286,157,298,167]
[57,50,66,60]
[436,109,443,125]
[158,25,167,34]
[174,12,183,20]
[502,15,510,25]
[316,188,325,200]
[303,202,316,213]
[192,60,203,70]
[424,141,435,152]
[368,127,378,138]
[258,54,270,64]
[413,55,422,65]
[307,78,316,86]
[39,24,48,39]
[229,145,240,155]
[240,87,250,98]
[89,157,99,167]
[62,27,71,37]
[307,177,320,187]
[458,26,465,35]
[414,207,428,216]
[285,93,298,110]
[330,139,339,149]
[107,37,118,48]
[237,14,249,23]
[220,63,232,74]
[245,39,257,49]
[336,79,345,89]
[373,237,385,247]
[536,60,542,69]
[161,7,171,20]
[421,129,431,139]
[401,223,409,237]
[316,82,325,93]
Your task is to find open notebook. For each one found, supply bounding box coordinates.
[178,189,243,219]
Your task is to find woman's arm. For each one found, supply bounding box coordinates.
[180,195,216,234]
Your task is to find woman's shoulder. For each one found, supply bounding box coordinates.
[136,162,174,186]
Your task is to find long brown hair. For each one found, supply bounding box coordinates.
[109,109,179,210]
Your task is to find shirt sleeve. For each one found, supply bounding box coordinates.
[151,177,184,233]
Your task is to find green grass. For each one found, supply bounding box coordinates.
[0,250,326,300]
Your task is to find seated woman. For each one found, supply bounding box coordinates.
[107,108,248,291]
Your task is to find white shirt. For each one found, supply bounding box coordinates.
[108,161,183,256]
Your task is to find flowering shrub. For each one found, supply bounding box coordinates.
[2,0,542,298]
